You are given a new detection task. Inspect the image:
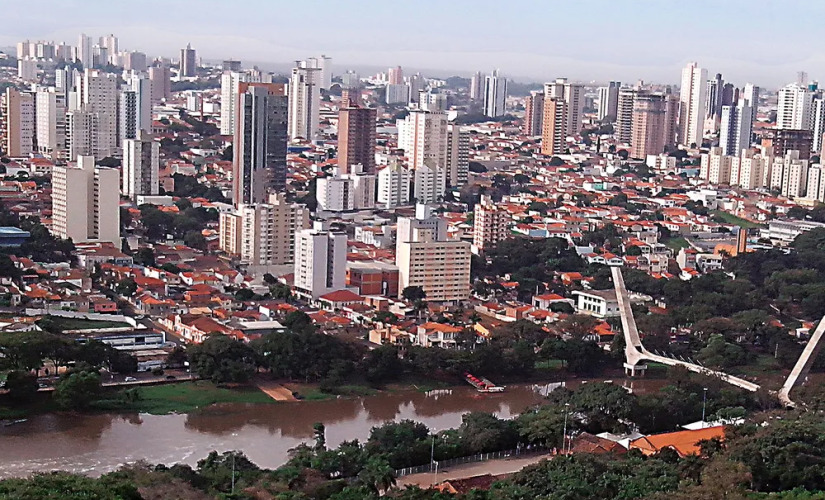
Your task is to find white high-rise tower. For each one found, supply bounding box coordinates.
[288,66,321,141]
[679,62,708,147]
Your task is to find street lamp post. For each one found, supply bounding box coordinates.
[561,402,570,454]
[701,387,708,426]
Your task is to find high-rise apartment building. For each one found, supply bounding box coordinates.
[483,69,507,118]
[679,62,708,147]
[219,192,310,266]
[76,33,93,69]
[396,109,448,170]
[294,229,348,299]
[65,110,95,159]
[99,34,118,64]
[51,156,120,244]
[233,83,288,205]
[81,69,118,157]
[523,91,544,136]
[730,149,768,189]
[700,147,733,184]
[396,205,471,303]
[413,160,447,204]
[122,131,159,199]
[179,43,197,77]
[597,81,620,122]
[288,66,321,141]
[630,92,678,159]
[302,55,332,90]
[777,83,813,130]
[119,73,152,143]
[811,98,825,155]
[473,196,510,254]
[769,150,809,198]
[337,104,376,174]
[470,71,484,101]
[762,128,813,160]
[616,87,638,144]
[540,97,567,156]
[445,124,469,187]
[220,69,273,136]
[385,83,410,105]
[1,88,34,157]
[388,66,403,85]
[705,73,724,121]
[545,78,584,136]
[316,165,376,212]
[35,88,67,159]
[719,100,753,156]
[377,160,412,209]
[148,65,171,104]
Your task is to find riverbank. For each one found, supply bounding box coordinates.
[0,361,663,420]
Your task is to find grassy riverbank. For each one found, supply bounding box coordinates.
[93,381,276,414]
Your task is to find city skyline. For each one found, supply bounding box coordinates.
[3,0,825,87]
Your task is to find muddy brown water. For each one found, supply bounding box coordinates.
[0,379,665,478]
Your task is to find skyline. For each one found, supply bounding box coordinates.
[3,0,825,87]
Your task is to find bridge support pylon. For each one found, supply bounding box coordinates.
[624,362,648,377]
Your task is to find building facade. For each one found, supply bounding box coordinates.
[51,156,120,244]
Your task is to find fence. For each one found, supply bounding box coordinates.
[394,445,549,478]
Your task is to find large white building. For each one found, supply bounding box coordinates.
[812,98,825,153]
[293,228,348,299]
[35,88,67,160]
[769,150,809,198]
[413,160,447,204]
[122,131,159,199]
[316,165,376,212]
[446,124,469,187]
[76,33,93,69]
[700,147,733,185]
[396,205,471,303]
[679,62,708,147]
[220,69,273,136]
[385,83,410,105]
[377,160,412,209]
[302,55,332,90]
[288,66,321,141]
[396,109,448,170]
[1,88,34,157]
[597,81,620,122]
[482,69,507,118]
[730,149,768,189]
[777,83,813,130]
[80,69,118,158]
[219,192,309,266]
[51,156,120,244]
[719,100,753,156]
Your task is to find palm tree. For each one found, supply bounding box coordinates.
[358,457,396,494]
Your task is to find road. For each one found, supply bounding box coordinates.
[398,454,551,488]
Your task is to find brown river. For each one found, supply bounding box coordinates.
[0,380,663,478]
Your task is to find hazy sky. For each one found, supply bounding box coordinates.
[3,0,824,88]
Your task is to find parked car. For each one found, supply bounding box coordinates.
[124,376,137,382]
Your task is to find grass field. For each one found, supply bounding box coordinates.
[94,381,275,414]
[46,316,131,331]
[711,210,764,229]
[664,237,691,251]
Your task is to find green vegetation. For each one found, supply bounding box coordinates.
[711,209,764,229]
[93,381,274,414]
[38,316,130,332]
[663,236,690,251]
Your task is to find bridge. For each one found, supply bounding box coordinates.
[612,267,761,392]
[778,319,825,406]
